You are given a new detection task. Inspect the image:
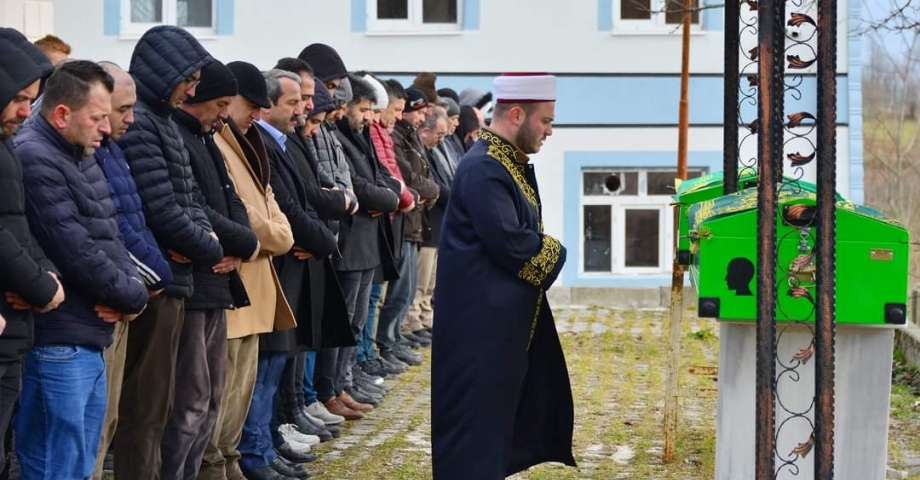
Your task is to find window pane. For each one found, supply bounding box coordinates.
[621,0,651,20]
[423,0,457,23]
[665,0,700,24]
[625,209,660,267]
[583,171,638,196]
[177,0,212,27]
[648,170,704,195]
[584,206,612,272]
[378,0,409,19]
[131,0,162,22]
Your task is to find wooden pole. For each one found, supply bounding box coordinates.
[663,0,692,463]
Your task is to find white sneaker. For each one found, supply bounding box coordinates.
[305,400,345,426]
[278,423,320,447]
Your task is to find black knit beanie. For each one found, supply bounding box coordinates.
[185,59,237,104]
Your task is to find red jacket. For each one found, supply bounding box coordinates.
[370,122,415,210]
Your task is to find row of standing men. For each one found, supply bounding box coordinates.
[0,25,487,480]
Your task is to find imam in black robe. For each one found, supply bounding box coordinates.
[431,128,576,479]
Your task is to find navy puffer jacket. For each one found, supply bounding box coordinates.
[118,26,223,298]
[16,117,149,350]
[95,139,173,291]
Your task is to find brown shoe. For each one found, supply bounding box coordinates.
[324,397,363,420]
[339,391,374,413]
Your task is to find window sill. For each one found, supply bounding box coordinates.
[363,29,465,37]
[610,29,712,36]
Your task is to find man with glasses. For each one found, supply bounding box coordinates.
[114,26,223,480]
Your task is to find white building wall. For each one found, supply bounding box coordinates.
[0,0,53,39]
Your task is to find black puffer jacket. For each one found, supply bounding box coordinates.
[174,109,258,311]
[118,26,223,299]
[0,38,59,363]
[16,117,149,350]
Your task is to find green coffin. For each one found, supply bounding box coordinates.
[687,187,909,325]
[673,172,840,267]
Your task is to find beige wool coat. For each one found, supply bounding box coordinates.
[215,121,297,339]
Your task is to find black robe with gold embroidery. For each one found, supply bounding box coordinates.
[431,129,576,479]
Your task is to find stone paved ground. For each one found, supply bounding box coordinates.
[308,306,920,479]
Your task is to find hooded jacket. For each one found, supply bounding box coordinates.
[16,117,149,350]
[390,119,440,243]
[0,39,59,362]
[118,26,223,299]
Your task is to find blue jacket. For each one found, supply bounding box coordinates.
[15,116,149,350]
[95,139,173,291]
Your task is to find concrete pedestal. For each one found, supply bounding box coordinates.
[715,322,894,480]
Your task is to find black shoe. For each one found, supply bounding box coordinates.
[325,423,342,438]
[275,443,318,464]
[356,378,386,397]
[358,359,388,378]
[345,386,381,406]
[242,465,293,480]
[353,364,384,385]
[394,346,423,366]
[379,351,409,372]
[290,413,333,442]
[271,456,312,478]
[413,329,432,340]
[399,335,422,349]
[404,331,431,346]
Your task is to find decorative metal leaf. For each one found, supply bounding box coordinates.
[792,340,816,365]
[789,252,815,272]
[788,13,816,27]
[786,111,816,128]
[748,118,761,134]
[787,286,814,304]
[787,151,816,166]
[747,0,758,11]
[791,434,815,459]
[749,47,759,61]
[787,55,817,69]
[747,75,758,87]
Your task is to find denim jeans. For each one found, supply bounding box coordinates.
[376,241,419,351]
[357,282,384,363]
[238,352,286,472]
[16,345,106,480]
[302,350,317,405]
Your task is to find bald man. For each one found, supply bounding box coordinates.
[91,62,174,480]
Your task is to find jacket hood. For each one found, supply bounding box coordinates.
[0,28,53,78]
[309,83,335,117]
[129,26,213,107]
[0,38,44,117]
[459,88,492,109]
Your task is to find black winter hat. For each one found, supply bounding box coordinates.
[438,88,460,104]
[298,43,347,83]
[0,28,53,78]
[226,61,270,109]
[405,87,428,113]
[186,59,237,105]
[459,105,480,138]
[309,83,334,117]
[0,38,43,113]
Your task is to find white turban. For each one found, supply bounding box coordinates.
[493,73,557,103]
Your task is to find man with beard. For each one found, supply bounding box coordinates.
[430,73,575,480]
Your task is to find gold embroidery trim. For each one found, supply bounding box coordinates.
[518,235,562,287]
[526,292,543,352]
[478,129,540,213]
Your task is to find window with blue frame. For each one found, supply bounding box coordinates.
[616,0,701,32]
[581,168,703,275]
[369,0,462,32]
[122,0,215,35]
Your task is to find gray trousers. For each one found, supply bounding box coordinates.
[160,308,228,480]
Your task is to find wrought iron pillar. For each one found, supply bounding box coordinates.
[723,0,740,195]
[755,0,785,477]
[814,0,838,473]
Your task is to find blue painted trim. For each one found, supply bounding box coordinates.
[848,0,864,203]
[103,0,120,36]
[216,0,234,35]
[351,0,367,33]
[390,74,850,127]
[463,0,480,30]
[598,0,614,31]
[703,0,723,31]
[562,150,722,287]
